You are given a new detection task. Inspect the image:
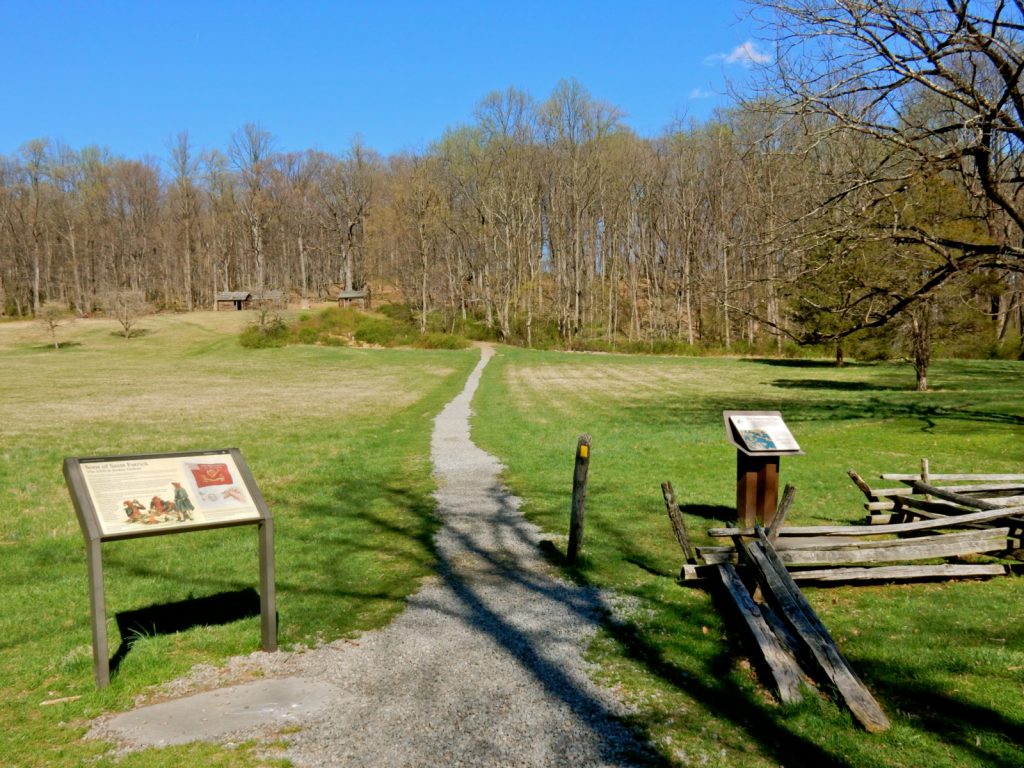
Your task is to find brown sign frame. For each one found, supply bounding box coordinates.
[64,448,276,687]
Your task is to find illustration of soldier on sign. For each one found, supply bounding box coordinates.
[78,455,259,536]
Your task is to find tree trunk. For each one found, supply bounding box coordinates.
[911,301,932,392]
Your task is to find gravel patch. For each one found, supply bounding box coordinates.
[91,345,655,766]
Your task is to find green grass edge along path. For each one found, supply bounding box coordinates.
[471,346,1024,768]
[0,313,478,768]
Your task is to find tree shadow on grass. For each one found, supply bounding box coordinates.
[110,588,261,675]
[481,462,1022,765]
[108,328,153,340]
[206,454,849,763]
[503,494,854,764]
[33,341,83,351]
[598,604,855,768]
[866,659,1024,765]
[620,394,1024,431]
[680,503,735,521]
[772,378,906,392]
[743,358,868,369]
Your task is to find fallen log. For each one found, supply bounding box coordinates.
[739,529,890,733]
[711,563,804,704]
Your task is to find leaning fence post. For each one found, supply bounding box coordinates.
[567,434,591,565]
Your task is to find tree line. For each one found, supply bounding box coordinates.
[1,1,1021,374]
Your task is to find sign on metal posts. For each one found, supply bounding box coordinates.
[64,448,276,688]
[723,412,803,528]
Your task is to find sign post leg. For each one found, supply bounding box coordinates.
[86,538,110,687]
[258,519,277,651]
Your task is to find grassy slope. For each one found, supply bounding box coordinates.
[472,346,1024,768]
[0,313,477,768]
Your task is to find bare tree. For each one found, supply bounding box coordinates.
[168,131,201,310]
[102,288,150,340]
[230,123,275,290]
[37,301,68,349]
[749,0,1024,340]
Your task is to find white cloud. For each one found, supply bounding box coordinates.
[689,88,713,99]
[705,40,771,67]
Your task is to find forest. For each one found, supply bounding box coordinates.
[1,1,1022,384]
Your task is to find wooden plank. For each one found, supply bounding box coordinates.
[847,469,878,500]
[780,526,1007,551]
[712,564,804,704]
[894,496,1024,530]
[709,506,1020,538]
[740,530,890,732]
[882,473,1024,482]
[766,484,796,544]
[865,500,897,511]
[698,548,737,565]
[858,483,1023,500]
[983,494,1024,506]
[679,563,714,582]
[945,484,1024,494]
[911,481,1024,512]
[790,564,1008,583]
[777,528,1009,566]
[703,529,1007,564]
[661,481,696,563]
[898,495,976,512]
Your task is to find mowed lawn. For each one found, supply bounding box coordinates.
[2,313,1022,768]
[0,312,477,768]
[472,347,1024,768]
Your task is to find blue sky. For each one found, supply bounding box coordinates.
[0,1,767,161]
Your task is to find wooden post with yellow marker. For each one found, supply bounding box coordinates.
[567,433,591,565]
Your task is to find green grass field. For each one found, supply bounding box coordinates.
[472,347,1024,768]
[2,315,1022,767]
[0,312,477,767]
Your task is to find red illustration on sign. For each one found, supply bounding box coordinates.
[190,463,233,488]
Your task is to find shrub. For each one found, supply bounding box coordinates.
[239,314,290,348]
[285,303,471,350]
[296,326,319,345]
[353,316,417,346]
[415,332,470,350]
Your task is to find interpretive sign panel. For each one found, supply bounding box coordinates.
[723,411,803,457]
[76,452,261,538]
[64,448,276,687]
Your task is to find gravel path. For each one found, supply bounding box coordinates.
[94,345,654,766]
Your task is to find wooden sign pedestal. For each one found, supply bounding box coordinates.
[736,452,780,528]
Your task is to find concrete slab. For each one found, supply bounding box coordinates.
[97,677,338,747]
